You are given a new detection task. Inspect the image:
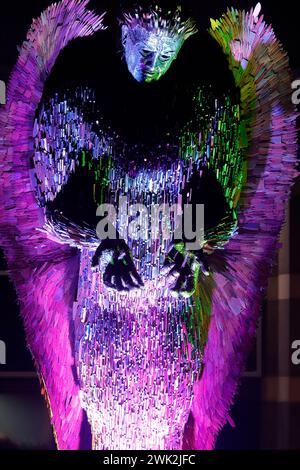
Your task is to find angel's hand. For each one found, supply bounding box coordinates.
[92,239,144,292]
[161,244,210,299]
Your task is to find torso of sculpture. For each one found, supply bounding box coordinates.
[33,93,213,449]
[75,249,201,449]
[32,67,239,446]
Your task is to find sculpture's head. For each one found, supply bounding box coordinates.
[121,6,197,83]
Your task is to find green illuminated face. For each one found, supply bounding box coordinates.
[122,24,183,83]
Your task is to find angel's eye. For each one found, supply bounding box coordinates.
[141,49,153,58]
[160,53,173,62]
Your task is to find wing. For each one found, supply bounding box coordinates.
[185,5,298,449]
[0,0,105,449]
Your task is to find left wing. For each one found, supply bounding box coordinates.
[0,0,105,449]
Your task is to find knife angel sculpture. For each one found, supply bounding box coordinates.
[0,0,297,450]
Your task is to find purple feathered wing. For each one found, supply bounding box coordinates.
[0,0,105,449]
[187,6,298,449]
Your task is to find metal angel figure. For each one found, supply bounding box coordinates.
[0,0,297,450]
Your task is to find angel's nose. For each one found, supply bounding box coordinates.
[144,52,159,71]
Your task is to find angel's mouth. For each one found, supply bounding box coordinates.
[138,66,158,82]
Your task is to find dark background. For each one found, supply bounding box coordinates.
[0,0,300,450]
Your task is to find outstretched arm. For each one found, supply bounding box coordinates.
[188,4,298,449]
[0,0,105,449]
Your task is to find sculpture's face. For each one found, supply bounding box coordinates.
[122,24,182,82]
[121,8,197,83]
